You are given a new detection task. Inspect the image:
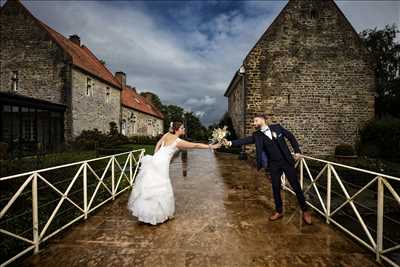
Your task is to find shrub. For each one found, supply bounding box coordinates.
[73,128,106,150]
[72,122,131,150]
[128,135,161,145]
[0,142,8,160]
[358,117,400,160]
[335,144,355,156]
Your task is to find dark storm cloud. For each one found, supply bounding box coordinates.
[17,0,399,125]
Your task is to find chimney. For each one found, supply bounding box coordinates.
[69,34,81,46]
[141,92,153,104]
[115,71,126,88]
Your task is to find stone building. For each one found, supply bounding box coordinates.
[0,0,163,151]
[224,0,375,156]
[121,84,164,137]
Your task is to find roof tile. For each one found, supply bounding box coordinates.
[122,87,164,119]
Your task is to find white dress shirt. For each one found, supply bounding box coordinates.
[261,126,272,139]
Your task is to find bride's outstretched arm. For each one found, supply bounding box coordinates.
[177,140,220,150]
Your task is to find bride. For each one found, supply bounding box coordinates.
[128,121,221,225]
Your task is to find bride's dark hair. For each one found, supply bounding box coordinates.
[169,121,183,134]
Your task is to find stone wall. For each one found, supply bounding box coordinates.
[0,1,68,105]
[71,68,121,136]
[234,0,375,156]
[0,1,72,141]
[121,106,163,137]
[228,76,246,138]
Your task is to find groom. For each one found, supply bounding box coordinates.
[224,114,312,224]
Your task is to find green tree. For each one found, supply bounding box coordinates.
[184,112,208,140]
[140,92,163,111]
[161,104,185,132]
[142,92,210,139]
[360,24,400,117]
[210,112,237,140]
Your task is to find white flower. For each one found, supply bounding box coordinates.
[272,132,277,139]
[209,126,230,147]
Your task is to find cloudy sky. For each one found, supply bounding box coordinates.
[7,0,399,125]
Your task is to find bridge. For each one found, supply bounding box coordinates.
[1,149,399,266]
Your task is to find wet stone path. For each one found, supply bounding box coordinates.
[24,150,377,266]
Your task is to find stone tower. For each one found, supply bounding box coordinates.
[225,0,375,156]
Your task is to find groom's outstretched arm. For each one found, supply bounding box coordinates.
[230,135,255,147]
[279,124,301,154]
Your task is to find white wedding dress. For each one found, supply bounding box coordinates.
[127,138,181,225]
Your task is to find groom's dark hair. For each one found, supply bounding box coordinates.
[255,114,267,120]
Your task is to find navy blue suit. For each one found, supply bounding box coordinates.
[231,124,307,213]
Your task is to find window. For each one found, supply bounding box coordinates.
[310,9,318,20]
[129,113,137,134]
[121,120,127,136]
[86,77,94,96]
[11,71,19,91]
[105,87,111,103]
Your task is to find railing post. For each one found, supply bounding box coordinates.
[281,173,286,190]
[32,173,39,254]
[326,164,332,224]
[83,162,88,219]
[111,156,115,200]
[376,176,384,263]
[129,152,133,186]
[300,159,304,189]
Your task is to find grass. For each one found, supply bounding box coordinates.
[115,144,155,155]
[0,144,155,178]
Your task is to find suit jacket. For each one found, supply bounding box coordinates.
[231,124,301,170]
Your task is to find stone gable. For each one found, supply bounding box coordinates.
[0,0,68,105]
[227,0,375,156]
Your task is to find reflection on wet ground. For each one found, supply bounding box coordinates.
[23,150,377,266]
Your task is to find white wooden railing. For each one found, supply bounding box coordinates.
[2,150,399,266]
[282,155,400,267]
[0,149,145,267]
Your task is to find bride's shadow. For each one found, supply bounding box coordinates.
[171,150,188,177]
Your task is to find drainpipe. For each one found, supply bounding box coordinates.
[238,65,247,160]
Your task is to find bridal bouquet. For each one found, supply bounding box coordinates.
[209,126,230,148]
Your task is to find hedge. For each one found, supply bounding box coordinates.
[358,117,400,160]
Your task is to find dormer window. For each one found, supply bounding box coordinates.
[105,87,111,103]
[86,77,94,96]
[11,71,19,91]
